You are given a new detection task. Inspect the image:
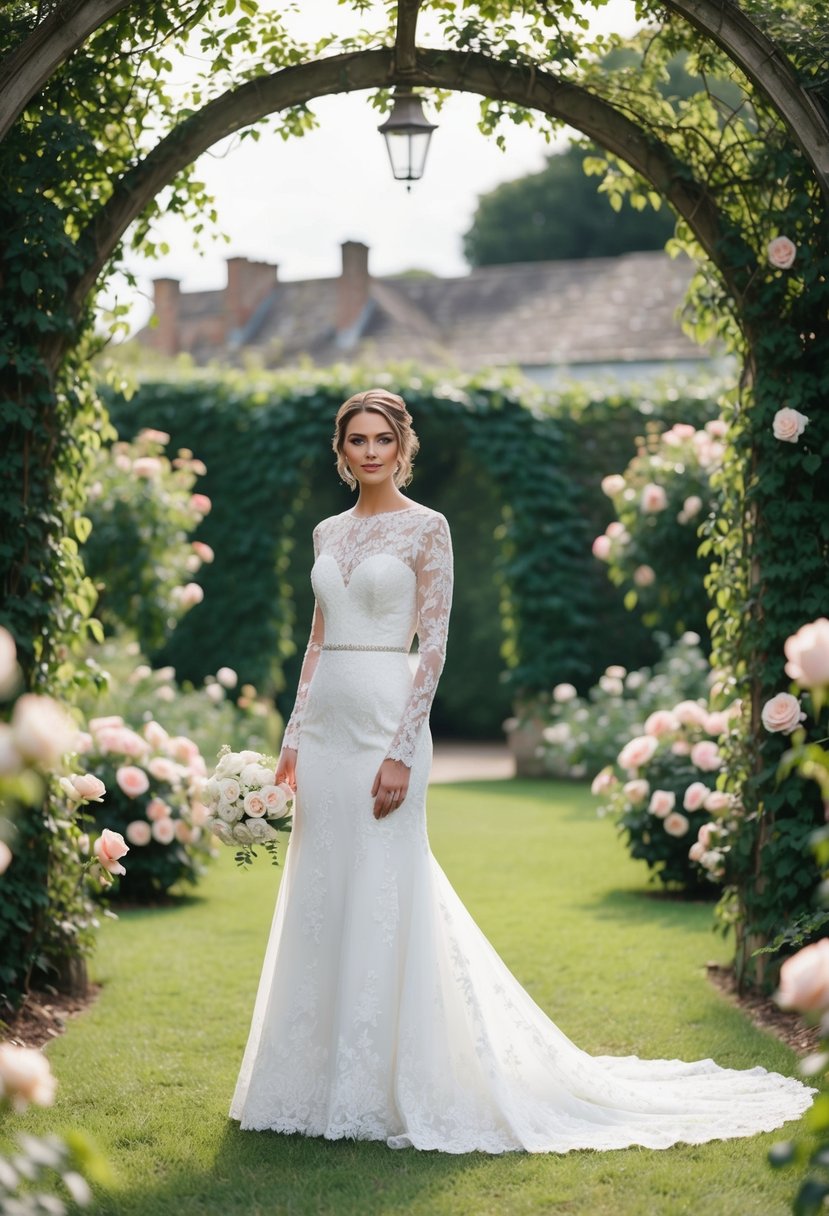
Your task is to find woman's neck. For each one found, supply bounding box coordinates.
[351,485,410,517]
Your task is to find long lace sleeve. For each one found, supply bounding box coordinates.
[385,513,453,767]
[281,526,324,750]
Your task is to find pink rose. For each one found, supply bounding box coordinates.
[664,811,690,838]
[151,817,176,844]
[189,493,212,516]
[672,699,707,727]
[617,735,658,771]
[623,779,649,805]
[605,521,627,540]
[772,407,809,443]
[592,535,611,560]
[761,692,806,734]
[115,765,150,798]
[93,828,129,875]
[704,790,732,813]
[553,683,577,703]
[697,821,719,849]
[649,789,676,818]
[0,840,12,874]
[175,820,193,844]
[137,428,170,445]
[601,474,625,497]
[190,800,210,826]
[0,1043,57,1112]
[591,767,616,795]
[644,710,678,738]
[633,565,655,587]
[640,483,667,513]
[126,820,152,846]
[690,740,721,772]
[703,711,729,736]
[784,619,829,688]
[682,495,703,519]
[683,781,709,812]
[776,940,829,1012]
[132,456,162,478]
[244,791,267,818]
[767,235,797,270]
[89,715,124,733]
[147,798,171,821]
[69,773,106,802]
[178,582,204,608]
[671,740,692,756]
[688,840,706,863]
[705,419,727,439]
[169,735,201,763]
[148,756,180,784]
[96,726,148,758]
[192,541,214,564]
[143,720,169,749]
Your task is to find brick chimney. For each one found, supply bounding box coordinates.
[336,241,370,341]
[225,256,278,336]
[152,278,181,356]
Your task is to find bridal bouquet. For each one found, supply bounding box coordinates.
[203,746,294,868]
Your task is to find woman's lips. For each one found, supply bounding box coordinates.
[362,464,382,471]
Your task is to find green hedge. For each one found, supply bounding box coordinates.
[103,367,720,738]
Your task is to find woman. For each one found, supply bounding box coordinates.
[229,388,812,1152]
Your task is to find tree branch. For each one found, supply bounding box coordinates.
[393,0,421,76]
[0,0,133,142]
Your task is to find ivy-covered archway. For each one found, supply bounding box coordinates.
[1,0,828,986]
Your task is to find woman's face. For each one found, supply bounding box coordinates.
[343,411,399,488]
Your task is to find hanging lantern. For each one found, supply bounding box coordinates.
[377,88,438,187]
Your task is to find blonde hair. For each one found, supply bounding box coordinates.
[333,388,420,489]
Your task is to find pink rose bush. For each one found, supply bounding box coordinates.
[80,428,213,656]
[80,713,215,901]
[596,418,723,643]
[592,660,738,890]
[772,406,809,444]
[204,745,294,867]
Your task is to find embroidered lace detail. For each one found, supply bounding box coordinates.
[282,505,453,767]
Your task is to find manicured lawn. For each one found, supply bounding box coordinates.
[3,780,806,1215]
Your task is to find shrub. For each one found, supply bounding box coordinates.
[591,676,740,891]
[591,418,725,644]
[516,633,712,779]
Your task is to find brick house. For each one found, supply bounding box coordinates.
[138,240,727,385]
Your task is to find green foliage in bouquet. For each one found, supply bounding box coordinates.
[80,429,210,655]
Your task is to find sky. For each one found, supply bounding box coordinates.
[108,0,640,333]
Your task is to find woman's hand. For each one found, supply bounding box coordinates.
[371,758,410,819]
[275,747,298,792]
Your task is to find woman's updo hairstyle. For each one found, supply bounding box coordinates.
[333,388,420,489]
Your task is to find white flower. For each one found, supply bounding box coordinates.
[216,666,238,689]
[0,626,18,698]
[244,791,268,818]
[601,474,625,497]
[542,723,570,745]
[218,777,241,804]
[0,840,12,874]
[552,683,577,704]
[217,799,243,825]
[233,822,254,844]
[0,1044,57,1112]
[11,694,77,766]
[640,483,667,513]
[767,235,797,269]
[248,819,279,842]
[772,407,809,443]
[785,619,829,688]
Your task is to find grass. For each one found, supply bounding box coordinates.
[2,779,807,1216]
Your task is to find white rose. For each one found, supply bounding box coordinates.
[216,666,238,689]
[784,619,829,688]
[233,822,254,844]
[0,626,18,698]
[767,235,797,269]
[261,784,289,815]
[772,407,809,443]
[218,777,241,804]
[0,1044,57,1112]
[777,940,829,1012]
[601,474,625,497]
[244,791,267,818]
[12,694,77,766]
[248,819,279,842]
[552,683,577,704]
[217,799,243,824]
[0,840,12,874]
[206,818,234,845]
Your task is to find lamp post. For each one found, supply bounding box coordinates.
[377,88,437,188]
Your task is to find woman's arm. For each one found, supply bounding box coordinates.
[387,513,454,768]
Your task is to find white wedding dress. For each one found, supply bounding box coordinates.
[229,503,814,1153]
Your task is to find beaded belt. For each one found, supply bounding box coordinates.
[322,643,408,653]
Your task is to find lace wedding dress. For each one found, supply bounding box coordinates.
[229,503,814,1153]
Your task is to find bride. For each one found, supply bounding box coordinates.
[229,387,813,1153]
